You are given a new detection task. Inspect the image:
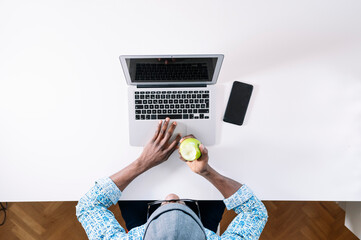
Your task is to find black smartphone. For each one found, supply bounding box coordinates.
[223,81,253,125]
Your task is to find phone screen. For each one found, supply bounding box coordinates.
[223,81,253,125]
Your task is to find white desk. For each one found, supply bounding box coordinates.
[1,0,361,201]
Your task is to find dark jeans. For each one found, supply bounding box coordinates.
[118,200,225,233]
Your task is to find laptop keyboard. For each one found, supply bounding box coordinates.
[134,90,210,120]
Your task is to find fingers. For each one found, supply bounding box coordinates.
[199,144,208,158]
[160,121,177,145]
[179,134,196,143]
[151,120,163,142]
[166,134,181,152]
[155,118,170,143]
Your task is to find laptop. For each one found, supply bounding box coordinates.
[119,54,224,146]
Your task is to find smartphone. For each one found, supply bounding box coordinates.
[223,81,253,125]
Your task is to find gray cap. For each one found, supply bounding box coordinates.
[143,203,206,240]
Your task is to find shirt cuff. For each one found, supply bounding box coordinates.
[95,177,122,205]
[223,184,254,210]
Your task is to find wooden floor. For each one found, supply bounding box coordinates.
[0,201,358,240]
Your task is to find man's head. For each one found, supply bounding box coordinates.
[143,193,206,240]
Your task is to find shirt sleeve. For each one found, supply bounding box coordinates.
[76,177,145,240]
[205,185,268,240]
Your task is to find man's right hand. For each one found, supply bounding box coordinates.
[178,135,210,176]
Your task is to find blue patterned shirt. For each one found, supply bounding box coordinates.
[76,178,268,239]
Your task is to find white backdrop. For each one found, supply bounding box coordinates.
[1,0,361,201]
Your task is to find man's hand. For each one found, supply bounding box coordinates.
[179,135,210,176]
[111,118,181,191]
[137,118,181,170]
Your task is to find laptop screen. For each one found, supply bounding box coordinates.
[122,56,221,84]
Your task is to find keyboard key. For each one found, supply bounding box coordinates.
[135,105,143,109]
[183,114,189,119]
[135,115,140,120]
[135,110,141,114]
[158,114,182,119]
[135,100,142,104]
[199,109,209,113]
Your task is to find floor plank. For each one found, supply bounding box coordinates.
[0,201,358,240]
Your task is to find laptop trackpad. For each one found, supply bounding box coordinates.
[170,122,187,143]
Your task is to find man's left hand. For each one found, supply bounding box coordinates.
[137,118,181,170]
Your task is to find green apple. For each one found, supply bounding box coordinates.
[179,138,202,161]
